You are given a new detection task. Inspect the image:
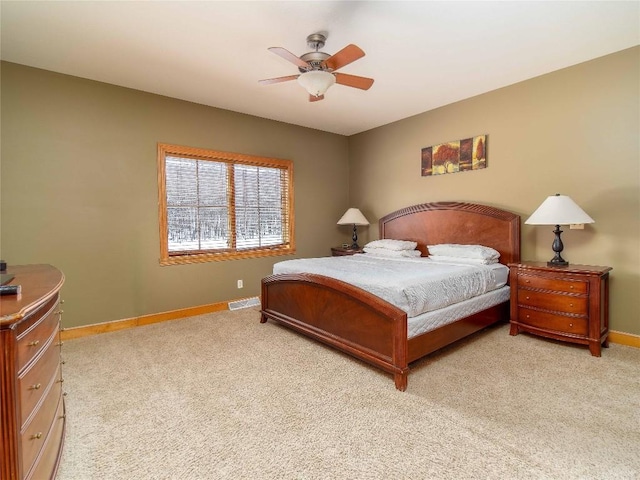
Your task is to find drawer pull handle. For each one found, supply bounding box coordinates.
[31,432,43,440]
[569,303,574,307]
[525,296,530,300]
[55,310,64,315]
[569,323,573,327]
[28,340,40,347]
[525,280,530,283]
[570,286,574,289]
[526,314,530,319]
[29,383,42,390]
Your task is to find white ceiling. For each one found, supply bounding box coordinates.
[1,1,638,136]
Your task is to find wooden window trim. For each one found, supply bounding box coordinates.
[157,143,295,265]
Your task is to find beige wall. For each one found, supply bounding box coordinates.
[1,63,350,328]
[349,46,640,335]
[2,46,638,336]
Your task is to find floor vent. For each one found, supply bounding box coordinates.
[228,297,261,311]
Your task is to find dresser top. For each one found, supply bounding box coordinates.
[508,261,612,275]
[0,264,64,326]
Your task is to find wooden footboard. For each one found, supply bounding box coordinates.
[260,273,411,391]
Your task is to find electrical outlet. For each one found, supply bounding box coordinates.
[570,224,585,230]
[237,279,243,289]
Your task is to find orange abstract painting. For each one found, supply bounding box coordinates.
[421,134,487,176]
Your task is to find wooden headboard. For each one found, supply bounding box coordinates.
[379,201,521,265]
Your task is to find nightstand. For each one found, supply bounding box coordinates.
[331,246,364,256]
[508,261,612,356]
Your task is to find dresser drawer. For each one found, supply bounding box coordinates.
[18,334,61,427]
[17,301,60,372]
[24,399,65,480]
[518,307,588,336]
[517,289,588,315]
[20,372,63,475]
[518,273,588,294]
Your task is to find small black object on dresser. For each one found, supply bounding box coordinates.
[0,284,21,296]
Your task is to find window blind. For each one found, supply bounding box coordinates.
[164,155,290,256]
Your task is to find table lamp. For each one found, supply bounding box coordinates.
[337,208,369,249]
[525,194,594,266]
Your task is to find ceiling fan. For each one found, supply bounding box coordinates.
[259,33,374,102]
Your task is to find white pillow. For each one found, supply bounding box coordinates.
[428,255,499,265]
[364,247,422,258]
[427,244,500,261]
[364,239,418,251]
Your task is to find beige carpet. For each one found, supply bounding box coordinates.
[57,307,640,479]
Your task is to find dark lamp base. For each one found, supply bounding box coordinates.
[350,225,360,251]
[548,225,568,267]
[547,259,569,267]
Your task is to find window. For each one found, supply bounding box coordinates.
[157,143,294,265]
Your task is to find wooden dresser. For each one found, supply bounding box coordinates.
[0,264,66,480]
[508,261,611,356]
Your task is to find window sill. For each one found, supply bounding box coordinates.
[160,246,296,265]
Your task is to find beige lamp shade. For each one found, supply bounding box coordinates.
[525,194,594,225]
[337,208,369,226]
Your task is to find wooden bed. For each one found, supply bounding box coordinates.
[260,201,520,391]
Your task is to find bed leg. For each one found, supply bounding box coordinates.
[509,322,519,336]
[394,372,408,392]
[260,313,267,324]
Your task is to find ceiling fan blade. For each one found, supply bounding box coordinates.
[268,47,309,69]
[323,44,365,71]
[334,73,374,90]
[258,75,299,85]
[309,94,324,102]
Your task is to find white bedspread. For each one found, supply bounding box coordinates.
[272,255,508,317]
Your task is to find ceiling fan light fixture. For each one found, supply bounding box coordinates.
[297,70,336,97]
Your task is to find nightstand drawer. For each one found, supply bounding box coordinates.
[517,289,588,315]
[517,273,588,294]
[518,307,588,336]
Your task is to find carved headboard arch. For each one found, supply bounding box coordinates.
[379,201,521,265]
